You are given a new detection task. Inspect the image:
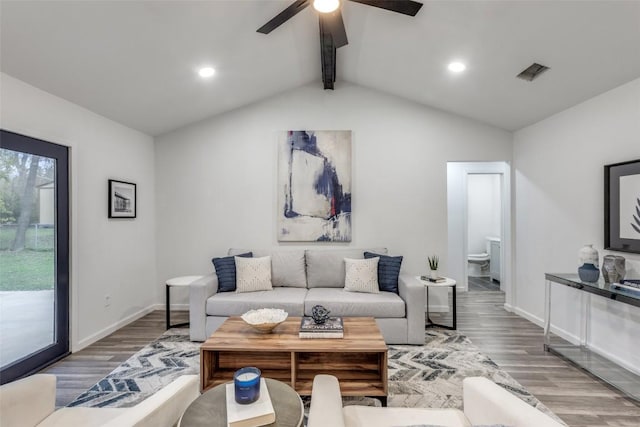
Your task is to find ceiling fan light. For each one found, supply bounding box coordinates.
[313,0,340,13]
[198,67,215,78]
[448,62,466,73]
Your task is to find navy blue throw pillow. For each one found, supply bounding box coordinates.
[212,252,252,292]
[364,251,403,294]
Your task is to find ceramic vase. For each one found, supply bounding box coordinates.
[577,244,599,282]
[578,244,599,267]
[430,269,439,280]
[601,255,626,284]
[578,263,600,283]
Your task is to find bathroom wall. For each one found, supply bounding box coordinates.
[467,174,502,258]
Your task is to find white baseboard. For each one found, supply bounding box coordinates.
[512,306,580,345]
[503,303,514,313]
[513,306,640,376]
[425,304,450,313]
[151,303,189,311]
[587,343,640,376]
[73,304,157,352]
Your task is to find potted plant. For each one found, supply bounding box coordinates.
[428,255,439,279]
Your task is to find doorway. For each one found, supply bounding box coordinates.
[466,174,502,292]
[0,130,69,384]
[446,162,513,308]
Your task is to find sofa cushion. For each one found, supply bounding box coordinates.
[306,248,388,288]
[304,288,405,318]
[212,252,252,292]
[37,408,126,427]
[344,257,380,294]
[206,287,307,316]
[343,407,471,427]
[228,249,307,288]
[235,256,273,293]
[364,252,403,294]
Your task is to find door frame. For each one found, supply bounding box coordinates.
[447,161,513,309]
[0,129,70,384]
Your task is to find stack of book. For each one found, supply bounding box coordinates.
[299,316,344,339]
[420,275,447,283]
[621,279,640,288]
[611,281,640,297]
[225,378,275,427]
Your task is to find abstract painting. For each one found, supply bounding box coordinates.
[278,130,351,241]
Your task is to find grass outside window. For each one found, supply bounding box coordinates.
[0,226,54,291]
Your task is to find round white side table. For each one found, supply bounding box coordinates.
[166,275,203,330]
[417,276,457,330]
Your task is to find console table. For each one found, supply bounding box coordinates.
[544,273,640,402]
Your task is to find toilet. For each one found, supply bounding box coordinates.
[468,240,491,277]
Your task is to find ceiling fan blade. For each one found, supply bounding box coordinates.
[257,0,310,34]
[320,10,348,48]
[319,19,337,89]
[348,0,423,16]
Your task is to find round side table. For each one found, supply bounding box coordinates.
[166,275,203,330]
[179,378,303,427]
[418,276,457,330]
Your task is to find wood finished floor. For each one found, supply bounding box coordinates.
[431,291,640,427]
[468,275,501,291]
[40,293,639,426]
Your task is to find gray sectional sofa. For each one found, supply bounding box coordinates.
[189,248,425,344]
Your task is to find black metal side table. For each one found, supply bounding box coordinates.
[165,275,202,329]
[419,276,457,330]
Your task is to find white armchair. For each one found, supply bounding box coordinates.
[0,374,199,427]
[308,374,564,427]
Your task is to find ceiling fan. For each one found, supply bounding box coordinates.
[257,0,423,89]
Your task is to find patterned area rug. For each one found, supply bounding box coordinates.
[68,328,558,421]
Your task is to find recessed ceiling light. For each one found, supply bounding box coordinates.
[198,67,215,78]
[447,62,466,73]
[313,0,340,13]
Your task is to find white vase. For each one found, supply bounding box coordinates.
[430,270,438,279]
[578,244,599,267]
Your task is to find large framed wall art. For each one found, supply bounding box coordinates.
[604,159,640,254]
[277,130,352,242]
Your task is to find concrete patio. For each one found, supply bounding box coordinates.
[0,290,54,367]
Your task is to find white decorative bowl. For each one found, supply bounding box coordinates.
[241,308,288,333]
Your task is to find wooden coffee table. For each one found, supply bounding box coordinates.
[200,317,388,404]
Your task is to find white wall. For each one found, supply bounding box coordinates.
[514,77,640,374]
[0,73,157,351]
[155,82,512,308]
[467,174,501,254]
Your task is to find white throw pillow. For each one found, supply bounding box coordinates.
[235,256,273,293]
[344,257,380,293]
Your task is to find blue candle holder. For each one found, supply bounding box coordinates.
[233,367,261,404]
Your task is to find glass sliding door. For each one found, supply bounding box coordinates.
[0,130,69,384]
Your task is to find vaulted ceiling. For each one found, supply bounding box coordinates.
[1,1,639,136]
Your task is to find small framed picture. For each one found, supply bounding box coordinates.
[108,179,136,218]
[604,159,640,254]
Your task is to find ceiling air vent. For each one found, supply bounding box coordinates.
[517,63,550,81]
